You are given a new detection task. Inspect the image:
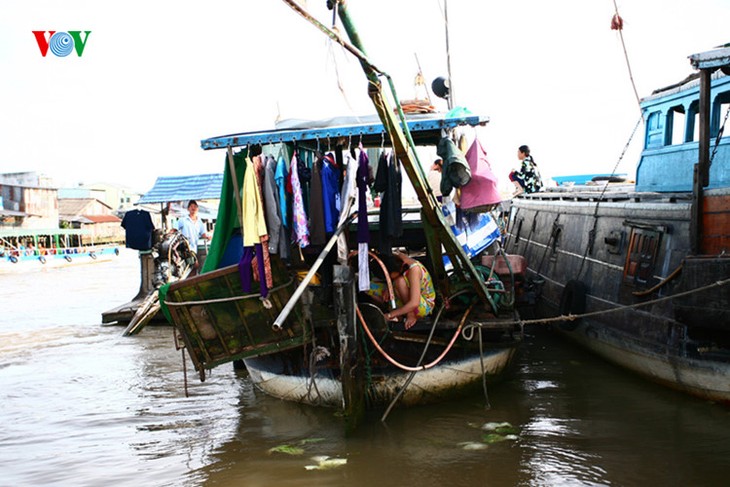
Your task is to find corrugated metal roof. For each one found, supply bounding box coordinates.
[137,174,223,204]
[689,46,730,70]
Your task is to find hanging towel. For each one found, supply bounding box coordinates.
[460,138,502,213]
[356,146,371,291]
[336,152,358,264]
[290,152,309,247]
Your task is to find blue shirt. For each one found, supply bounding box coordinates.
[177,215,205,251]
[321,160,341,234]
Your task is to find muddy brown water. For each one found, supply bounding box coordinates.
[1,249,728,486]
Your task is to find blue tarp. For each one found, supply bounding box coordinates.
[137,173,223,204]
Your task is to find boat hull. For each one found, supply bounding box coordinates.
[244,346,518,408]
[507,187,730,405]
[560,321,730,404]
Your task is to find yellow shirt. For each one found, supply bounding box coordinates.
[242,157,268,246]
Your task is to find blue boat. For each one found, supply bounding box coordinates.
[0,228,119,274]
[507,45,730,405]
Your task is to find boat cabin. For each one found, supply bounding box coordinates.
[637,59,730,192]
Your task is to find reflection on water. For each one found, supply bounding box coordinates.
[0,249,729,486]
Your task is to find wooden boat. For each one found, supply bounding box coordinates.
[0,228,119,274]
[505,45,730,405]
[160,2,525,425]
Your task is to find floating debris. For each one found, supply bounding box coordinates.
[478,421,520,444]
[481,421,512,431]
[268,445,305,455]
[267,437,325,456]
[458,441,489,451]
[304,455,348,470]
[482,433,509,444]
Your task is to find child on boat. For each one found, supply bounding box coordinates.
[367,250,436,329]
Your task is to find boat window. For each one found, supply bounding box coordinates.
[712,92,730,138]
[667,105,687,145]
[645,111,664,149]
[623,227,662,286]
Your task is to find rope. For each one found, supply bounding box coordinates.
[611,1,643,119]
[477,326,491,410]
[632,262,683,297]
[575,115,643,279]
[163,278,294,307]
[463,276,730,328]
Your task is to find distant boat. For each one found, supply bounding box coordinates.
[0,228,119,274]
[506,46,730,405]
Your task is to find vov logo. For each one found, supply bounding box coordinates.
[32,31,92,57]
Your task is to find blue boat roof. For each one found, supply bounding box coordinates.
[200,113,489,150]
[137,173,223,204]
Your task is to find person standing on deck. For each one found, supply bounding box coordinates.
[509,145,543,195]
[427,158,443,202]
[177,200,210,259]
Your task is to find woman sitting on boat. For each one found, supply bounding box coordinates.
[368,251,436,329]
[509,144,543,195]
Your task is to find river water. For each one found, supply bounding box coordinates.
[1,248,728,487]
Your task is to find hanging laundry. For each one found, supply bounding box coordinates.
[121,209,154,250]
[275,153,289,229]
[373,151,403,253]
[437,136,471,197]
[321,152,341,235]
[309,154,327,246]
[336,151,358,264]
[263,155,287,258]
[460,138,502,213]
[242,157,268,247]
[298,149,312,219]
[253,156,273,290]
[290,152,310,248]
[240,156,270,298]
[356,146,371,291]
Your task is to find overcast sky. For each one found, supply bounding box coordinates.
[1,0,729,194]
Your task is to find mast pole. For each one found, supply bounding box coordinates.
[281,0,493,303]
[691,68,712,255]
[444,0,454,109]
